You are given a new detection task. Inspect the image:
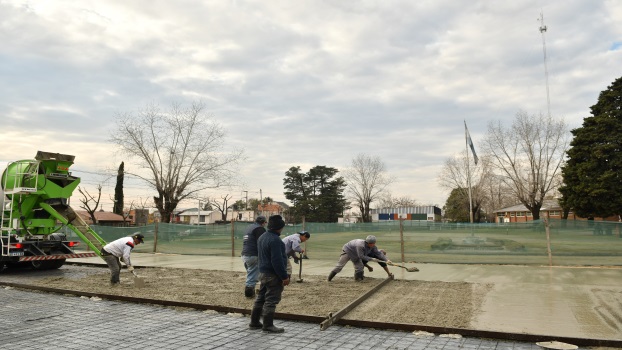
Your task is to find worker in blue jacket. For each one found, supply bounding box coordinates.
[248,215,290,333]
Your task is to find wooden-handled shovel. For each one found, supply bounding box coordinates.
[369,258,419,272]
[131,270,146,288]
[296,252,304,283]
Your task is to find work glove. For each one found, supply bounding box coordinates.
[293,255,300,264]
[366,265,373,272]
[127,265,134,272]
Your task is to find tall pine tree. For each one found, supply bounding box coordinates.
[113,162,124,215]
[559,76,622,219]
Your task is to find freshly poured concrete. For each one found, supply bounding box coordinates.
[71,253,622,341]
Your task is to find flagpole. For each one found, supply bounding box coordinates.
[464,121,474,225]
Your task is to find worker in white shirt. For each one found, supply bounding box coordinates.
[101,234,144,285]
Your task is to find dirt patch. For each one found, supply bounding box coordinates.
[9,265,491,328]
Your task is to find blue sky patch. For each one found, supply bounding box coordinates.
[611,42,622,51]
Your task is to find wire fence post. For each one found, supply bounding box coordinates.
[399,219,405,263]
[231,219,235,257]
[153,221,159,253]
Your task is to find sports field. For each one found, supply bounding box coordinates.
[71,219,622,266]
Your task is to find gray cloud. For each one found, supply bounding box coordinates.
[1,0,621,209]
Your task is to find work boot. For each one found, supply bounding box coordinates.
[249,307,263,330]
[244,286,255,298]
[354,271,365,281]
[327,271,337,282]
[262,312,284,333]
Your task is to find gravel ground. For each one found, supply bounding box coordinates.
[0,264,492,328]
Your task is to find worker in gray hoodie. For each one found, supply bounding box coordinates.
[327,235,391,282]
[282,230,310,276]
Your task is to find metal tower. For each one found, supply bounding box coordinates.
[538,11,551,118]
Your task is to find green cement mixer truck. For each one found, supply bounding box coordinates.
[1,151,107,271]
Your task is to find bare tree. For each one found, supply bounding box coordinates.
[110,101,245,223]
[78,185,102,224]
[438,151,497,222]
[481,111,569,220]
[343,153,394,222]
[377,192,417,209]
[109,194,134,226]
[209,194,233,221]
[393,196,418,208]
[376,193,395,209]
[132,197,153,226]
[479,174,515,222]
[136,197,153,209]
[122,201,135,225]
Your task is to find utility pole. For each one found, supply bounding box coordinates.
[538,11,551,118]
[243,190,248,210]
[259,189,263,216]
[197,199,201,225]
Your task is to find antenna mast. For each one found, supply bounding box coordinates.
[538,11,551,118]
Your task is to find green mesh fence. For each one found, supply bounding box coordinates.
[68,219,622,266]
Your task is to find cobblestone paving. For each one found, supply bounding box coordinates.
[0,287,575,350]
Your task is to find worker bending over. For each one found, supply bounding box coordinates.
[282,231,310,277]
[101,234,144,285]
[327,235,391,282]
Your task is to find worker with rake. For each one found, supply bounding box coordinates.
[327,235,392,282]
[282,230,310,278]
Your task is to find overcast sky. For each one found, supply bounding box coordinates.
[1,1,621,211]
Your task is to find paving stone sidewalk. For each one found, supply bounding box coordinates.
[0,287,562,350]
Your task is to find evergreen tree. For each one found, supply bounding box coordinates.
[560,76,622,218]
[443,188,473,222]
[113,162,124,215]
[283,165,347,222]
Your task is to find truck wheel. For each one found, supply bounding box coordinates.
[30,260,46,270]
[47,250,66,269]
[48,259,65,269]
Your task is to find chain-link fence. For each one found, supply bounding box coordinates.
[68,219,622,266]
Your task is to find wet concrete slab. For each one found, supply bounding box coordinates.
[70,253,622,341]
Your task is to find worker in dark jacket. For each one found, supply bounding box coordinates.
[241,215,267,297]
[248,215,290,333]
[327,235,391,282]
